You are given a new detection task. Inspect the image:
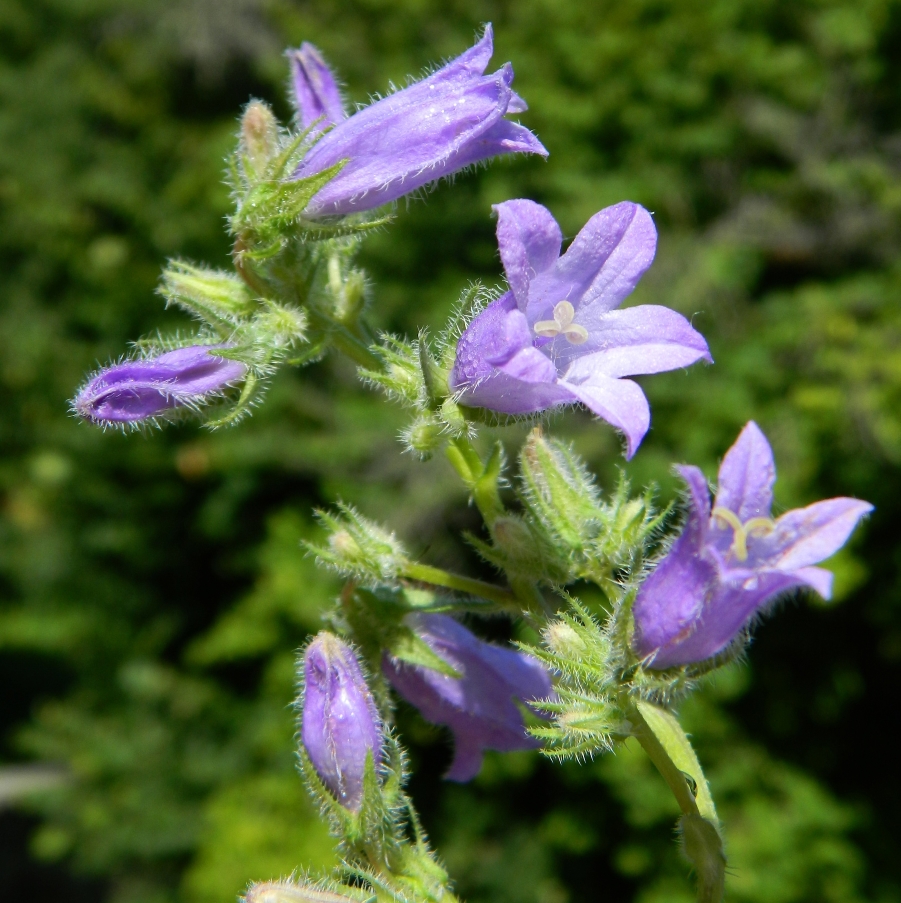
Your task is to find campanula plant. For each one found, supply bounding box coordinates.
[71,25,872,903]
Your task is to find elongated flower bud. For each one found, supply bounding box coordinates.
[73,345,246,425]
[301,633,383,810]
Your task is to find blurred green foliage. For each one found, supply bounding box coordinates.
[2,0,900,901]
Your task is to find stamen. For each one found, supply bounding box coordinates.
[711,507,777,561]
[534,301,587,344]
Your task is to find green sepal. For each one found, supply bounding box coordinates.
[389,628,461,679]
[418,336,449,410]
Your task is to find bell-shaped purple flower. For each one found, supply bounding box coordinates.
[301,633,383,811]
[450,200,712,458]
[632,422,873,668]
[73,345,246,425]
[291,25,547,217]
[287,43,347,134]
[382,614,553,782]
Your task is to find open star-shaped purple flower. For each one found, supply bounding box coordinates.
[290,25,546,217]
[382,613,553,782]
[632,421,873,668]
[449,200,711,458]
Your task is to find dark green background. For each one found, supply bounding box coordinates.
[2,1,900,901]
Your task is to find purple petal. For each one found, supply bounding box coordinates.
[497,346,558,382]
[793,565,834,599]
[649,569,813,668]
[288,43,346,131]
[494,199,563,308]
[523,202,656,323]
[633,465,714,660]
[507,90,528,114]
[455,370,575,414]
[771,497,874,570]
[558,370,650,459]
[451,292,525,385]
[714,421,776,522]
[550,304,712,376]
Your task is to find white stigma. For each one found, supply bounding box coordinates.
[533,301,588,344]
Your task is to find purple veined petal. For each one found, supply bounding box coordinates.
[548,304,712,376]
[770,497,874,570]
[714,421,776,522]
[288,43,347,131]
[299,64,519,215]
[649,568,813,668]
[523,202,656,323]
[558,369,650,459]
[494,199,564,309]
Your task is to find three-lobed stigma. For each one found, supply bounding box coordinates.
[710,506,776,561]
[533,301,589,344]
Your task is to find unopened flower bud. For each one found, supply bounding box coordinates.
[73,346,246,425]
[241,101,279,174]
[406,417,444,458]
[246,881,356,903]
[544,621,587,658]
[301,633,383,810]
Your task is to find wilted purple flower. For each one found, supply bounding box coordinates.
[632,422,873,668]
[74,345,246,425]
[291,25,547,217]
[383,614,553,782]
[450,200,711,458]
[302,633,383,811]
[287,43,347,134]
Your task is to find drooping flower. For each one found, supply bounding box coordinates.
[382,613,553,782]
[301,633,383,811]
[287,43,347,134]
[450,199,712,458]
[632,422,873,668]
[73,345,246,425]
[291,25,547,217]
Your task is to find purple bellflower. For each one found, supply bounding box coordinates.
[632,422,873,668]
[301,633,383,811]
[287,43,347,134]
[450,200,712,458]
[74,345,246,425]
[290,25,547,217]
[382,613,553,782]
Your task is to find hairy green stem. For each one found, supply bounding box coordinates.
[402,562,520,612]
